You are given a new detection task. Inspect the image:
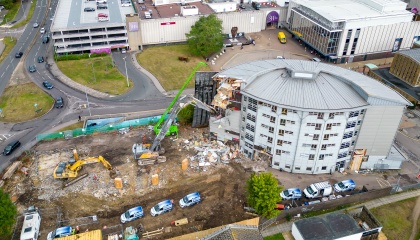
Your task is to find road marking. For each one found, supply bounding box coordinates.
[5,65,9,70]
[0,72,4,77]
[376,178,391,188]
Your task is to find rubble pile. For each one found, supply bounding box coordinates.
[211,76,244,110]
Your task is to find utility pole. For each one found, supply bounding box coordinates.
[85,86,91,116]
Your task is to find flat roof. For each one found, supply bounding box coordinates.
[373,68,420,101]
[294,212,364,240]
[52,0,135,30]
[398,48,420,64]
[135,0,214,20]
[215,60,410,111]
[292,0,411,22]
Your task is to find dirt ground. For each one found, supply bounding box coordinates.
[2,126,264,239]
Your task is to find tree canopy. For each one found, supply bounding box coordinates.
[246,172,282,218]
[0,189,17,237]
[185,14,224,57]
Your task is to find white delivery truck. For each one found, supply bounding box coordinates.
[303,181,332,198]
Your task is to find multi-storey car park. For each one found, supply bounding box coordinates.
[208,59,411,174]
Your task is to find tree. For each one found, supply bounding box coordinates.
[246,172,282,218]
[177,104,195,125]
[186,14,224,57]
[0,189,17,237]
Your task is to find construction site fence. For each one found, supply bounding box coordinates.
[36,115,165,141]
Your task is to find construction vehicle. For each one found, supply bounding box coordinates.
[132,62,214,163]
[54,149,115,180]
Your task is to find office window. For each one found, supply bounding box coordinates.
[276,149,281,155]
[273,161,280,166]
[277,140,283,146]
[271,106,277,113]
[278,129,284,136]
[269,127,274,133]
[267,146,272,152]
[295,167,301,170]
[285,164,291,169]
[315,124,322,130]
[317,113,324,119]
[322,166,327,170]
[329,113,334,119]
[270,116,276,123]
[309,154,315,160]
[280,119,286,126]
[243,96,247,101]
[282,108,288,115]
[311,144,317,150]
[357,120,362,125]
[319,154,325,160]
[326,123,332,130]
[268,137,273,143]
[321,144,326,150]
[313,134,319,140]
[324,134,329,140]
[306,167,312,171]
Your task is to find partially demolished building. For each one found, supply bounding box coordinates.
[206,59,411,174]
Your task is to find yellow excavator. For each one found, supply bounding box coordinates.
[53,149,115,179]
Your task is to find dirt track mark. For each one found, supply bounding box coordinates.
[409,196,420,240]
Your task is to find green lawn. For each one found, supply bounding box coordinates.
[0,37,17,65]
[0,3,20,25]
[264,233,285,240]
[56,122,84,132]
[56,55,133,95]
[370,198,417,240]
[0,83,54,122]
[136,45,211,91]
[12,0,37,29]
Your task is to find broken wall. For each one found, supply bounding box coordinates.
[192,72,219,128]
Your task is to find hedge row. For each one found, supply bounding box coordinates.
[56,52,108,61]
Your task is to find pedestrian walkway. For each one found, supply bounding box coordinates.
[261,189,420,237]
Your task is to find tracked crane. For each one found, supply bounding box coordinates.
[132,62,214,163]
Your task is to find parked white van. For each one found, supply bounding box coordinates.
[20,206,41,240]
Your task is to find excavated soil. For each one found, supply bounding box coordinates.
[3,126,261,239]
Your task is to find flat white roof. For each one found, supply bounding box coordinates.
[52,0,135,30]
[291,0,411,22]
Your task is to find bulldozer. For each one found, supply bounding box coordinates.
[53,149,116,180]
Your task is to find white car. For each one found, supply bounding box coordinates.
[40,28,45,34]
[122,2,132,6]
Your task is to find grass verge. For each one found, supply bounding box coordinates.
[0,37,17,64]
[56,122,84,132]
[136,45,211,91]
[0,83,54,122]
[370,197,416,240]
[0,3,20,25]
[12,0,37,29]
[56,55,133,95]
[264,233,285,240]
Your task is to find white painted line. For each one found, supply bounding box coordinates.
[0,72,4,77]
[5,65,9,70]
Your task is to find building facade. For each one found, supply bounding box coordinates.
[390,49,420,87]
[286,0,420,63]
[210,59,410,174]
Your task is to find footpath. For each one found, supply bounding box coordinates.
[261,189,420,237]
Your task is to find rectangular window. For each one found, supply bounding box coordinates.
[319,154,325,160]
[326,123,332,130]
[267,146,272,152]
[247,113,256,122]
[270,116,276,123]
[322,166,327,170]
[357,120,362,125]
[269,127,274,133]
[271,106,277,113]
[267,137,273,143]
[309,154,315,160]
[273,161,280,166]
[285,164,291,169]
[277,140,283,146]
[324,134,329,140]
[276,149,281,155]
[282,108,288,115]
[311,144,317,150]
[328,113,334,119]
[295,167,301,170]
[313,134,319,140]
[306,167,312,171]
[317,113,324,119]
[360,109,365,115]
[278,130,284,136]
[280,119,286,126]
[315,124,322,130]
[244,96,248,101]
[321,144,326,150]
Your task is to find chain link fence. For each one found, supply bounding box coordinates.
[36,115,166,141]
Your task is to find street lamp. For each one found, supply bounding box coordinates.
[91,62,96,83]
[85,86,92,116]
[123,57,129,87]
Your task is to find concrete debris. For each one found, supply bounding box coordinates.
[3,161,22,180]
[211,76,243,110]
